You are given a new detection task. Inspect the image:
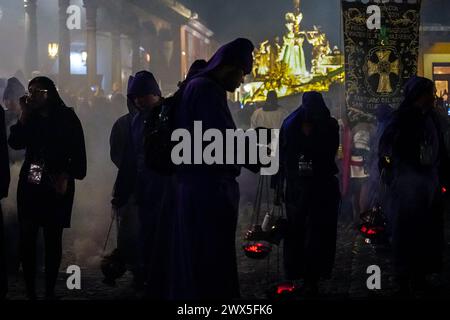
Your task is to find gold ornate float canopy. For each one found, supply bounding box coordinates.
[242,0,344,104]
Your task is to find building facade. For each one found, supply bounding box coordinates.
[418,0,450,100]
[15,0,216,95]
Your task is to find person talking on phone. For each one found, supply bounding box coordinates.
[8,77,87,300]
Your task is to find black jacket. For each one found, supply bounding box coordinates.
[8,105,86,227]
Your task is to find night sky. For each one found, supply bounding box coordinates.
[182,0,343,47]
[181,0,450,47]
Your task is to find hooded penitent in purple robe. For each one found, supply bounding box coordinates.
[277,91,340,283]
[379,76,450,280]
[114,71,176,298]
[170,38,254,300]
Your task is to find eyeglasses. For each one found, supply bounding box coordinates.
[26,89,48,97]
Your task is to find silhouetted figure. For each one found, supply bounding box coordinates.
[116,71,174,298]
[365,104,394,211]
[277,92,340,296]
[0,105,11,300]
[110,93,127,125]
[172,38,254,299]
[3,77,26,119]
[379,76,450,295]
[110,78,137,170]
[110,77,140,287]
[8,77,86,299]
[13,71,26,91]
[251,90,287,129]
[3,77,26,164]
[0,79,6,102]
[349,122,374,226]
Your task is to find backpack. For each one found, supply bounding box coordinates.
[144,92,181,175]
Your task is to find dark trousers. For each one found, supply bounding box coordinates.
[116,198,140,278]
[0,206,6,299]
[19,220,63,296]
[284,176,340,281]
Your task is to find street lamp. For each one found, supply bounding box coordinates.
[48,42,59,59]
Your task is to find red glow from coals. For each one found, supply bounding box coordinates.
[244,243,266,253]
[276,283,297,295]
[360,225,383,236]
[442,187,447,194]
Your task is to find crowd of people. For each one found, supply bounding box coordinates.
[0,37,449,300]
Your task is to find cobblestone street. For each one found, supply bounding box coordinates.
[5,200,450,301]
